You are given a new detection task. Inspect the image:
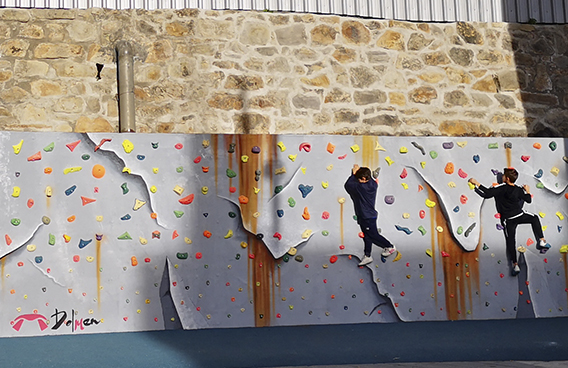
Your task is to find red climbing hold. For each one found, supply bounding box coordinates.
[358,232,365,238]
[337,154,347,160]
[193,156,202,164]
[175,143,183,150]
[195,252,202,259]
[94,138,112,152]
[329,255,338,264]
[273,232,282,240]
[5,234,12,246]
[81,196,96,206]
[441,251,450,257]
[27,199,34,208]
[203,231,212,238]
[66,140,81,152]
[27,151,41,162]
[419,210,426,219]
[229,187,237,193]
[179,194,194,205]
[299,142,311,152]
[172,230,179,239]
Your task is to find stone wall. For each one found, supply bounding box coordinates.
[0,8,567,136]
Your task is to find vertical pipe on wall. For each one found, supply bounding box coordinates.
[116,41,136,133]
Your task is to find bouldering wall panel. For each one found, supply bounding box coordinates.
[1,132,567,337]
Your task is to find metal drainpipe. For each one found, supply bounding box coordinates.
[116,41,136,133]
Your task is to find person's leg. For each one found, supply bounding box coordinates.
[516,213,548,247]
[361,218,393,250]
[361,225,373,257]
[503,218,518,265]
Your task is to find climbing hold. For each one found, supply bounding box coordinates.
[534,169,543,178]
[460,195,468,204]
[559,245,568,253]
[410,141,425,155]
[400,168,408,179]
[238,195,249,204]
[172,230,179,240]
[325,142,336,154]
[444,162,454,174]
[202,166,209,173]
[118,232,132,240]
[504,142,513,149]
[173,185,184,196]
[322,211,330,220]
[152,167,159,174]
[137,155,145,161]
[179,194,194,205]
[294,255,304,262]
[274,185,283,194]
[227,143,236,153]
[488,143,498,149]
[241,155,249,163]
[82,154,90,161]
[299,143,311,152]
[11,218,21,226]
[443,142,454,149]
[122,167,131,174]
[94,138,112,152]
[149,186,157,194]
[556,211,565,220]
[298,184,313,198]
[533,142,542,149]
[120,139,134,153]
[384,195,395,205]
[551,167,560,176]
[277,141,286,152]
[224,230,233,239]
[226,169,237,178]
[42,216,51,225]
[338,197,345,204]
[536,182,544,189]
[12,139,23,154]
[517,246,527,253]
[302,207,310,220]
[457,226,463,235]
[63,166,82,174]
[27,151,41,162]
[78,239,92,249]
[273,232,282,240]
[174,210,184,218]
[482,243,489,251]
[92,164,105,179]
[63,234,71,243]
[65,185,77,196]
[121,214,131,221]
[350,144,360,153]
[301,229,312,239]
[11,187,20,198]
[174,143,183,150]
[251,146,261,154]
[326,164,334,172]
[392,252,402,262]
[301,167,307,174]
[448,182,456,188]
[201,186,208,195]
[139,237,148,245]
[441,251,450,257]
[401,183,408,190]
[44,186,53,198]
[337,154,347,160]
[419,210,426,219]
[436,226,443,232]
[521,155,530,162]
[548,141,557,151]
[418,226,427,235]
[429,151,438,159]
[43,142,54,152]
[287,247,298,256]
[425,199,436,208]
[133,199,146,211]
[472,155,480,163]
[275,167,286,175]
[65,140,81,152]
[151,231,161,239]
[321,181,329,189]
[420,161,426,169]
[277,209,284,218]
[95,215,103,222]
[385,156,394,166]
[402,213,410,219]
[458,168,468,178]
[26,199,34,208]
[395,225,412,235]
[44,167,52,174]
[27,244,36,252]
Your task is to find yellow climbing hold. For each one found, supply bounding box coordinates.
[122,167,131,174]
[557,211,565,220]
[375,141,386,151]
[241,155,249,163]
[287,247,297,256]
[551,167,560,176]
[252,212,260,218]
[152,168,159,174]
[301,167,306,174]
[301,229,312,239]
[45,186,52,197]
[86,256,94,263]
[240,241,248,249]
[559,245,568,253]
[350,144,360,153]
[224,230,233,239]
[539,212,546,218]
[321,181,329,189]
[420,161,426,169]
[139,237,148,245]
[11,187,20,198]
[468,212,475,218]
[277,141,286,152]
[326,164,333,171]
[173,185,184,195]
[385,156,394,166]
[63,234,71,243]
[338,197,346,204]
[401,183,408,190]
[288,154,297,162]
[425,199,436,208]
[425,249,432,257]
[254,187,260,194]
[468,182,476,190]
[133,198,146,211]
[392,251,402,262]
[448,182,456,188]
[150,186,157,193]
[122,139,134,153]
[201,186,208,195]
[96,215,103,222]
[456,141,468,148]
[399,146,408,154]
[12,139,23,154]
[275,167,286,175]
[26,244,36,252]
[63,166,82,174]
[436,226,444,232]
[402,213,410,219]
[184,237,192,244]
[517,246,527,253]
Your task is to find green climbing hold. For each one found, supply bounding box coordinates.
[457,226,463,235]
[43,142,54,152]
[226,168,237,178]
[418,226,427,236]
[117,232,132,240]
[274,185,283,194]
[228,212,237,218]
[49,233,55,245]
[173,210,184,218]
[121,182,129,195]
[429,150,438,159]
[176,252,188,260]
[536,182,544,189]
[321,230,329,236]
[176,166,183,173]
[483,243,489,251]
[353,215,357,221]
[550,141,557,151]
[235,254,241,260]
[11,218,20,226]
[288,197,296,208]
[283,254,290,262]
[81,154,90,160]
[488,143,499,149]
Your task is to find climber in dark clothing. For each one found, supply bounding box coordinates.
[469,168,550,276]
[344,164,396,266]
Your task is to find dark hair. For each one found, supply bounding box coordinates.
[355,167,372,181]
[503,168,518,183]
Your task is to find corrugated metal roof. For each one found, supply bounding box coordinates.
[1,0,567,23]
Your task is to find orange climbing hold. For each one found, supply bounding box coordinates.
[326,142,335,154]
[444,162,454,175]
[92,164,106,179]
[533,142,542,149]
[66,140,81,152]
[238,195,249,204]
[5,234,12,246]
[172,230,179,239]
[150,213,158,219]
[418,185,424,192]
[27,199,34,208]
[203,230,212,238]
[527,238,534,246]
[67,215,76,222]
[302,207,310,220]
[202,166,209,173]
[131,256,138,266]
[179,194,194,205]
[44,167,52,174]
[565,193,568,200]
[27,151,41,162]
[81,196,96,206]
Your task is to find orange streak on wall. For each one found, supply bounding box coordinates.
[212,135,219,194]
[1,257,5,291]
[340,202,344,247]
[96,239,101,310]
[427,185,480,320]
[564,254,568,307]
[428,188,438,306]
[362,136,377,170]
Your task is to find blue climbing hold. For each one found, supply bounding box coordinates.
[277,209,284,218]
[298,184,313,198]
[78,239,92,249]
[137,154,145,160]
[453,206,460,213]
[473,155,480,163]
[35,256,43,264]
[395,224,412,234]
[558,225,562,233]
[65,185,77,196]
[121,214,131,221]
[534,169,543,178]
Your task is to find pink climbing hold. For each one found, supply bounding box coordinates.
[66,140,81,152]
[458,168,468,178]
[299,142,311,152]
[400,168,408,179]
[175,143,183,150]
[322,211,330,220]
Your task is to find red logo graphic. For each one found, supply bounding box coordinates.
[11,313,48,332]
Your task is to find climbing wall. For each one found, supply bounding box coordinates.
[1,132,567,337]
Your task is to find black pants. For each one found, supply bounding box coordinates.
[358,218,393,257]
[501,212,544,264]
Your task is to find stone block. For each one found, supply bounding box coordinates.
[240,22,270,45]
[332,47,357,63]
[0,86,29,103]
[377,30,405,50]
[342,20,370,45]
[444,90,470,107]
[34,43,83,59]
[30,80,64,97]
[75,116,114,132]
[225,75,264,90]
[456,22,484,45]
[439,120,491,136]
[349,66,378,88]
[66,21,97,42]
[353,90,387,105]
[233,113,269,133]
[145,40,173,62]
[334,109,359,123]
[0,9,31,22]
[207,92,244,110]
[53,61,96,78]
[324,89,351,103]
[407,33,432,51]
[1,39,30,58]
[292,94,321,110]
[311,24,337,45]
[20,24,44,39]
[363,114,401,127]
[300,75,330,87]
[275,24,306,45]
[449,47,474,66]
[409,86,437,104]
[54,97,84,113]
